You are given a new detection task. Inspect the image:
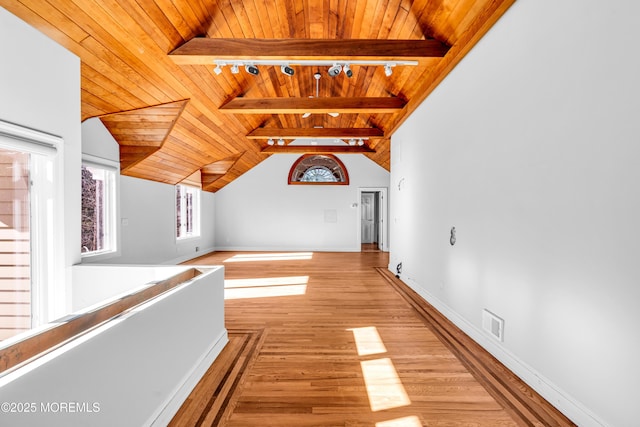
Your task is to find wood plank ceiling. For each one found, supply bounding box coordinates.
[1,0,515,191]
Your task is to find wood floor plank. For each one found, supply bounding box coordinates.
[172,251,574,427]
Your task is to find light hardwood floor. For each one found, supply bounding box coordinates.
[171,251,574,427]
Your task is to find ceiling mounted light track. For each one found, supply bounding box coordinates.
[211,59,416,77]
[264,136,369,145]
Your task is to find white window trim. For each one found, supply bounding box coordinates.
[176,184,201,241]
[0,119,64,326]
[81,154,120,261]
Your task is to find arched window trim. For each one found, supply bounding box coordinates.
[288,154,350,185]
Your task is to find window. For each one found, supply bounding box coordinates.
[0,119,62,339]
[81,158,117,257]
[176,184,200,239]
[301,166,337,182]
[288,154,349,185]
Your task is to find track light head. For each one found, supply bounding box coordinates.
[357,138,364,146]
[343,64,353,78]
[267,138,275,146]
[328,63,342,77]
[245,63,259,75]
[277,138,285,146]
[384,64,393,77]
[348,138,356,146]
[280,64,295,76]
[230,64,239,74]
[213,65,223,75]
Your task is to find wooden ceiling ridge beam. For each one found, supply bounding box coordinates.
[169,38,450,64]
[262,145,375,154]
[247,127,385,139]
[220,97,406,114]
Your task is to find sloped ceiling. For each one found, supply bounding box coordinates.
[2,0,515,191]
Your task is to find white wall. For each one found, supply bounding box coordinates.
[390,1,640,426]
[71,264,206,311]
[116,175,215,264]
[215,153,389,251]
[81,118,215,265]
[0,6,81,316]
[0,266,227,427]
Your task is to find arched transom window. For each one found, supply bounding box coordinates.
[288,154,349,185]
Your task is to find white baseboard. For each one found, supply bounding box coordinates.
[148,329,229,426]
[398,273,608,427]
[163,246,216,265]
[213,245,361,252]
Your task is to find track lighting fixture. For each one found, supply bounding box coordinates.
[213,60,415,78]
[328,63,342,77]
[245,63,259,75]
[267,138,275,146]
[348,138,356,146]
[357,138,364,146]
[280,64,295,76]
[277,138,285,146]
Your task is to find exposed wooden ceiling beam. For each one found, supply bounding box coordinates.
[262,145,374,154]
[220,97,405,114]
[247,127,384,139]
[169,38,449,65]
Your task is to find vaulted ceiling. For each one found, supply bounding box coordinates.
[2,0,514,191]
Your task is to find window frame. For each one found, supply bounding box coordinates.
[80,154,120,261]
[288,154,350,185]
[0,119,64,328]
[176,183,201,240]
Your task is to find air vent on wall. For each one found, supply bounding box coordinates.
[482,309,504,342]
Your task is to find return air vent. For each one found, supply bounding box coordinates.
[482,309,504,342]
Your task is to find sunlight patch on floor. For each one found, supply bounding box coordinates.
[348,326,387,356]
[224,276,309,300]
[376,416,422,427]
[349,326,412,411]
[361,358,411,411]
[223,252,313,262]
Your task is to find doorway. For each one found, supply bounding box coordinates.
[358,188,388,252]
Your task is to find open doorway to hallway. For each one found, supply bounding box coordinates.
[359,188,388,252]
